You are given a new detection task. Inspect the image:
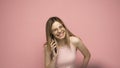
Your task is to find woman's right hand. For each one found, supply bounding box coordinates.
[50,39,58,61]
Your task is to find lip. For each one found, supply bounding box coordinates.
[57,31,65,38]
[59,33,64,37]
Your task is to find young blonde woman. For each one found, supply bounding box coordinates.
[44,17,91,68]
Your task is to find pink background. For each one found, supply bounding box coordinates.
[0,0,120,68]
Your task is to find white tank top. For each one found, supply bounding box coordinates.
[56,44,76,68]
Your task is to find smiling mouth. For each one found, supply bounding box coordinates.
[57,31,65,38]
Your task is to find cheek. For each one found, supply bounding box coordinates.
[52,33,57,37]
[63,29,66,33]
[61,28,66,31]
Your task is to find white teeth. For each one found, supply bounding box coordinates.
[58,33,62,36]
[56,31,65,38]
[58,32,63,37]
[59,33,63,37]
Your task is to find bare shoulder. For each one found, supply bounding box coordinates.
[70,36,82,45]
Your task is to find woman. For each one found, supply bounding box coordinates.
[44,16,91,68]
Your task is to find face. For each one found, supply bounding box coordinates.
[51,21,66,40]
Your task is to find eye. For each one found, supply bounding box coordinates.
[59,25,64,29]
[52,29,57,32]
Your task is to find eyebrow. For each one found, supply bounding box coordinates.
[52,25,63,30]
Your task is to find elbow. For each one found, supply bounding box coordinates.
[87,52,91,59]
[45,65,49,68]
[84,52,91,60]
[88,52,91,58]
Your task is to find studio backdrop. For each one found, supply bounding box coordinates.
[0,0,120,68]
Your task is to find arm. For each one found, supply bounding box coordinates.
[44,45,57,68]
[70,37,91,68]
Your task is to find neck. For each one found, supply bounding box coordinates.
[56,38,66,46]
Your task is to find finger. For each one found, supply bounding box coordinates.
[53,48,58,56]
[53,47,57,55]
[51,46,57,51]
[51,42,56,48]
[51,41,56,47]
[50,40,55,45]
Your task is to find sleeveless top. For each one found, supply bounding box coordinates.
[56,44,76,68]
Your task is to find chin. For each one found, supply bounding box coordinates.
[56,35,65,40]
[55,32,66,40]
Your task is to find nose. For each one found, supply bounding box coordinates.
[57,28,61,33]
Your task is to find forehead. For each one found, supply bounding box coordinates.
[51,21,62,29]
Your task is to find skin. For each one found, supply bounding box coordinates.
[51,21,66,40]
[45,21,91,68]
[70,36,91,68]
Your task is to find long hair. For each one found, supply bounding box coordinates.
[45,17,75,59]
[45,16,74,44]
